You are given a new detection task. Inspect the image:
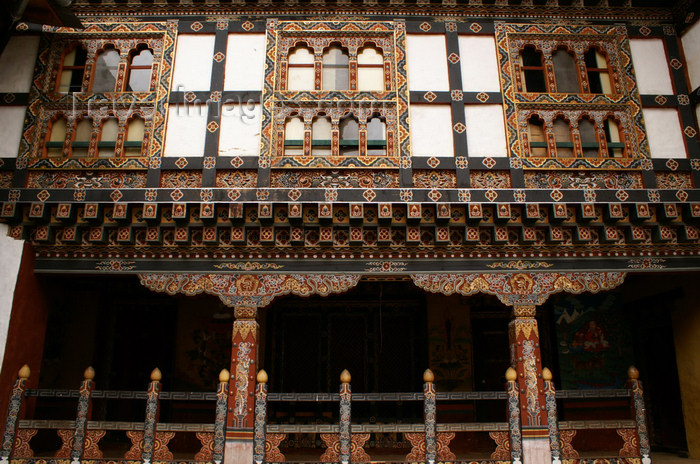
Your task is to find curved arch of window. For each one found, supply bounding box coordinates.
[357,45,384,92]
[322,44,350,91]
[584,47,612,94]
[527,115,547,157]
[45,116,68,157]
[366,114,387,156]
[57,45,88,93]
[287,44,315,92]
[553,117,574,158]
[71,117,93,158]
[519,46,547,93]
[284,115,305,156]
[603,116,625,158]
[127,45,154,92]
[91,46,121,92]
[339,114,359,156]
[312,115,332,156]
[552,47,579,93]
[125,116,146,157]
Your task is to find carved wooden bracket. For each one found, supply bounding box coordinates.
[410,272,627,306]
[138,273,361,308]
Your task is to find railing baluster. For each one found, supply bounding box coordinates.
[506,367,523,464]
[627,366,651,464]
[422,369,437,464]
[253,370,268,464]
[543,367,562,464]
[214,369,230,464]
[0,365,30,461]
[141,368,161,464]
[338,369,351,464]
[71,366,95,464]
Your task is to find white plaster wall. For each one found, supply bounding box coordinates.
[163,104,208,157]
[224,34,266,91]
[406,35,450,92]
[682,20,700,91]
[464,104,508,157]
[219,102,261,156]
[629,38,674,94]
[0,36,39,93]
[410,104,454,156]
[458,36,501,92]
[0,224,24,367]
[643,108,686,158]
[0,106,27,158]
[171,35,216,92]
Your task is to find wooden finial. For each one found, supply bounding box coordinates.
[150,368,162,382]
[542,367,552,382]
[340,369,351,384]
[505,367,517,382]
[18,365,30,380]
[627,366,639,380]
[219,369,230,383]
[423,369,434,383]
[256,369,268,384]
[84,366,95,381]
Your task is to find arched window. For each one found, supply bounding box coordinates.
[92,46,121,92]
[287,45,315,91]
[98,118,119,158]
[520,46,546,93]
[46,117,67,157]
[71,118,92,158]
[357,45,384,92]
[366,115,386,156]
[339,114,359,156]
[284,116,304,156]
[57,45,87,93]
[553,117,573,158]
[312,116,332,156]
[527,115,547,156]
[584,48,612,94]
[552,48,579,93]
[127,46,154,92]
[604,117,625,158]
[322,45,349,91]
[578,117,599,158]
[125,117,146,157]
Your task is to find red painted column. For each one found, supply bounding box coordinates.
[509,304,551,464]
[225,306,259,464]
[0,244,50,424]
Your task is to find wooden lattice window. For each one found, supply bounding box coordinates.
[552,47,579,93]
[357,46,384,92]
[519,46,547,93]
[322,44,350,91]
[287,45,315,92]
[584,48,612,94]
[56,45,87,93]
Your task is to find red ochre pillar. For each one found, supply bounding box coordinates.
[509,304,552,464]
[225,305,259,464]
[0,244,49,424]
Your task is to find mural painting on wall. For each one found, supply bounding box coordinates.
[174,301,232,391]
[427,295,473,391]
[554,294,633,389]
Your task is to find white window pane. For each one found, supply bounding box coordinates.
[630,39,674,94]
[410,104,454,156]
[358,68,383,91]
[288,46,314,64]
[219,103,261,157]
[284,117,304,140]
[0,36,39,93]
[406,35,449,91]
[288,67,315,91]
[464,105,507,157]
[171,35,216,91]
[458,36,500,92]
[163,104,208,157]
[358,47,383,65]
[224,34,266,91]
[682,20,700,90]
[643,108,686,158]
[312,117,332,140]
[0,106,27,158]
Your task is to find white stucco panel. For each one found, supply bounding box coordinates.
[0,106,27,158]
[464,104,508,157]
[410,104,454,157]
[643,108,686,159]
[0,36,39,93]
[406,35,450,92]
[681,20,700,91]
[219,103,261,156]
[0,224,24,367]
[171,35,216,92]
[163,105,208,157]
[629,39,674,95]
[224,34,266,91]
[458,36,501,92]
